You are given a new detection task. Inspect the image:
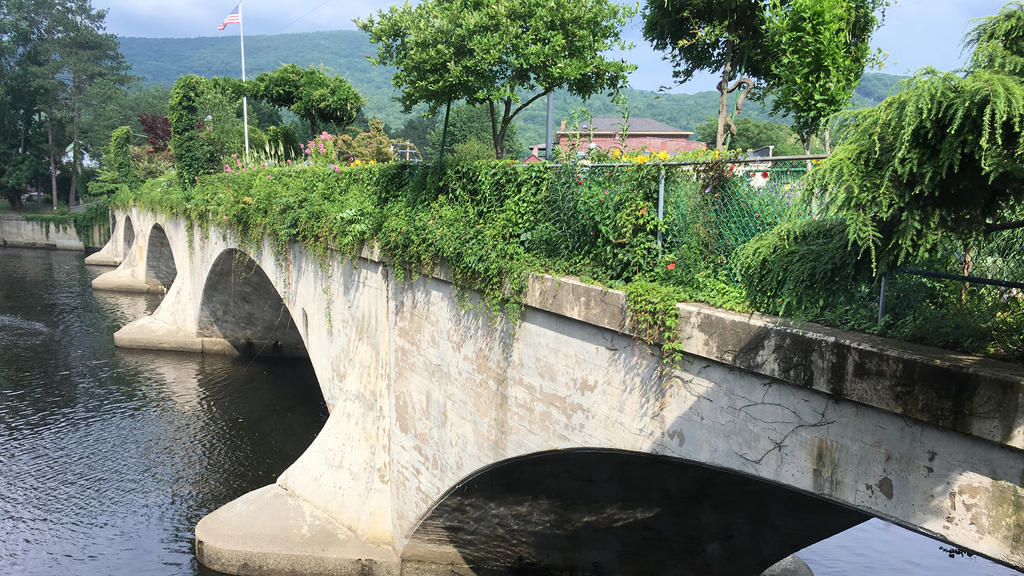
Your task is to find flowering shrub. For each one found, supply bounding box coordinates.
[302,131,340,165]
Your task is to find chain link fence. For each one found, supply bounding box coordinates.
[648,156,1023,360]
[662,157,813,283]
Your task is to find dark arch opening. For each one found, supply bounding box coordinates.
[197,249,305,357]
[407,449,869,575]
[122,216,135,257]
[145,224,176,291]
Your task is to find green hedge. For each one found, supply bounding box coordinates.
[115,160,744,339]
[113,159,1021,363]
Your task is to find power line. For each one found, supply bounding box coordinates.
[275,0,335,34]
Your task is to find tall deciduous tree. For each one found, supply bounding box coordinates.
[356,0,636,160]
[762,0,887,153]
[35,0,130,207]
[426,103,525,161]
[810,1,1024,269]
[643,0,781,151]
[0,0,49,208]
[249,64,363,135]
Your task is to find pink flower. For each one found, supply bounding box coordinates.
[334,165,339,172]
[261,163,267,167]
[225,167,232,173]
[267,175,272,180]
[287,160,292,165]
[231,154,237,158]
[223,216,228,220]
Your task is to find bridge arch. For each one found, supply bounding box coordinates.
[122,214,135,257]
[405,449,868,575]
[197,248,305,357]
[145,223,176,291]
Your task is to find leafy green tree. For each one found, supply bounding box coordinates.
[335,118,397,164]
[82,80,169,151]
[0,0,49,208]
[810,1,1024,270]
[357,0,636,160]
[762,0,887,153]
[249,64,363,135]
[237,98,282,130]
[168,75,218,188]
[693,116,805,156]
[643,0,782,150]
[426,103,525,161]
[36,0,131,206]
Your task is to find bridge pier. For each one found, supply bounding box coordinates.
[92,209,1024,575]
[85,209,133,266]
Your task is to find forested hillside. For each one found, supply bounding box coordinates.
[118,30,905,147]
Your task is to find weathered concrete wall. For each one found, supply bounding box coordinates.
[92,207,1024,575]
[0,213,108,251]
[84,210,133,266]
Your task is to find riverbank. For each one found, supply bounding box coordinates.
[0,212,109,251]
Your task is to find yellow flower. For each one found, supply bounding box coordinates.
[353,159,362,166]
[610,148,622,159]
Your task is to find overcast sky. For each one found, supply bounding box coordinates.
[100,0,1008,94]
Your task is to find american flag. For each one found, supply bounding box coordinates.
[218,5,240,30]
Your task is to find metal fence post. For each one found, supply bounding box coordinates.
[657,168,665,248]
[878,275,888,325]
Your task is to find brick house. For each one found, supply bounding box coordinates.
[555,117,706,155]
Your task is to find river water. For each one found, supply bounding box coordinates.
[0,246,1019,576]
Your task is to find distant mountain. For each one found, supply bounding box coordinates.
[117,30,906,146]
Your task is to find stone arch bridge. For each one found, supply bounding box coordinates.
[88,206,1024,575]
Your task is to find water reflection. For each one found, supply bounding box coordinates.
[799,518,1021,575]
[1,248,327,576]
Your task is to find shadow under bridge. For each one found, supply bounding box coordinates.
[198,248,307,358]
[406,449,869,576]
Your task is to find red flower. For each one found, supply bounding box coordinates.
[761,171,769,178]
[667,263,676,270]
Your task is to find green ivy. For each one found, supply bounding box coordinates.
[23,199,112,247]
[109,126,140,191]
[112,160,749,342]
[169,75,217,190]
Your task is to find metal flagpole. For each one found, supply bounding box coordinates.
[239,2,250,162]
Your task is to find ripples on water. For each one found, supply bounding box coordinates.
[0,248,328,575]
[0,247,1020,575]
